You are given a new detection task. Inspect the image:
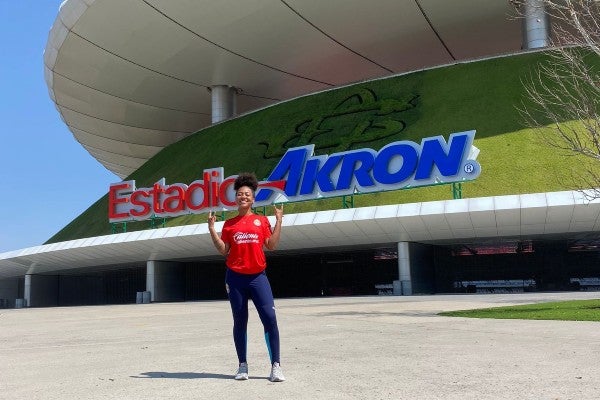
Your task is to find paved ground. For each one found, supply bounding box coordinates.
[1,292,599,400]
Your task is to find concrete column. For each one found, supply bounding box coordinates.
[23,274,32,307]
[146,261,185,302]
[523,0,550,49]
[147,261,156,302]
[397,242,412,295]
[210,85,237,123]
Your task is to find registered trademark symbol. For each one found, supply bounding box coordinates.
[464,163,474,174]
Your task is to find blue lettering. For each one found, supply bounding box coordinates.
[253,130,480,207]
[373,143,418,185]
[316,155,343,193]
[299,158,321,195]
[414,133,468,180]
[255,146,311,202]
[335,150,375,191]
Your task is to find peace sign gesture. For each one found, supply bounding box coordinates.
[273,203,284,223]
[207,211,217,229]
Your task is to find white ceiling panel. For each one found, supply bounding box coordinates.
[569,220,596,232]
[445,212,473,231]
[521,207,547,226]
[546,204,575,224]
[495,209,521,227]
[571,202,600,222]
[312,210,335,225]
[546,192,576,224]
[53,83,205,133]
[431,229,455,240]
[474,227,499,237]
[468,196,495,212]
[420,201,449,231]
[497,225,521,236]
[353,207,376,221]
[397,202,422,217]
[59,0,89,29]
[374,205,400,219]
[45,0,526,177]
[51,35,211,113]
[546,191,575,206]
[520,193,547,225]
[444,199,473,232]
[148,0,388,85]
[332,208,357,221]
[408,231,433,241]
[285,0,451,73]
[313,222,345,239]
[81,144,150,168]
[396,231,413,242]
[356,221,384,236]
[399,215,428,233]
[59,107,192,146]
[521,223,546,235]
[420,0,521,60]
[375,219,405,235]
[332,221,365,238]
[451,228,476,239]
[544,222,571,234]
[468,196,496,229]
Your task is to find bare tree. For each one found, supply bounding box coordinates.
[513,0,600,197]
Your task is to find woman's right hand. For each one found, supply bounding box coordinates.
[207,211,229,256]
[208,211,216,229]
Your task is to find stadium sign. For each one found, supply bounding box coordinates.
[108,130,481,222]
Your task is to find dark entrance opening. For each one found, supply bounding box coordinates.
[434,239,600,293]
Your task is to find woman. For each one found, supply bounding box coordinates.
[208,172,285,382]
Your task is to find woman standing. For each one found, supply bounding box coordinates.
[208,172,285,382]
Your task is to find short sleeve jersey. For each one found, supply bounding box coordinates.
[221,214,272,274]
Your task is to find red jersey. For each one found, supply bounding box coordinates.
[221,214,272,274]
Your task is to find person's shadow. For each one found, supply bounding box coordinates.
[130,372,232,380]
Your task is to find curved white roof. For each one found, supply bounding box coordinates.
[45,0,522,178]
[2,190,599,278]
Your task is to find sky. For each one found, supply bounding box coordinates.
[0,1,117,253]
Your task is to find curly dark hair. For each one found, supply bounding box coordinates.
[234,172,258,192]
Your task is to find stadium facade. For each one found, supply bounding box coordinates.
[1,0,600,308]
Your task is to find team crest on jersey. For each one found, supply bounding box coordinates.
[254,219,261,226]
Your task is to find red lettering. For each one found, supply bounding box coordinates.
[163,185,186,213]
[211,170,219,206]
[219,177,236,207]
[152,182,164,213]
[186,173,210,211]
[109,169,254,222]
[130,190,151,217]
[108,182,132,221]
[211,180,219,207]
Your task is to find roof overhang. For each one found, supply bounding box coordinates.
[2,190,599,279]
[44,0,523,178]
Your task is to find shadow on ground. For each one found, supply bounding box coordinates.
[130,372,232,380]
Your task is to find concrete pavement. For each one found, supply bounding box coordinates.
[1,292,599,400]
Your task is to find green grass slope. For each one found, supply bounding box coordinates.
[439,299,600,321]
[46,51,600,244]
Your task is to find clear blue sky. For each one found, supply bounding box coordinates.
[0,1,117,253]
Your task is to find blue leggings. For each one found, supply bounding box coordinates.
[225,269,280,365]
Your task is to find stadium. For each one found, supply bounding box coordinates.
[1,0,600,308]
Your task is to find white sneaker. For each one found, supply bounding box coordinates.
[234,362,248,380]
[269,362,285,382]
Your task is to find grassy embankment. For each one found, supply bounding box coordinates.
[439,299,600,321]
[47,51,600,244]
